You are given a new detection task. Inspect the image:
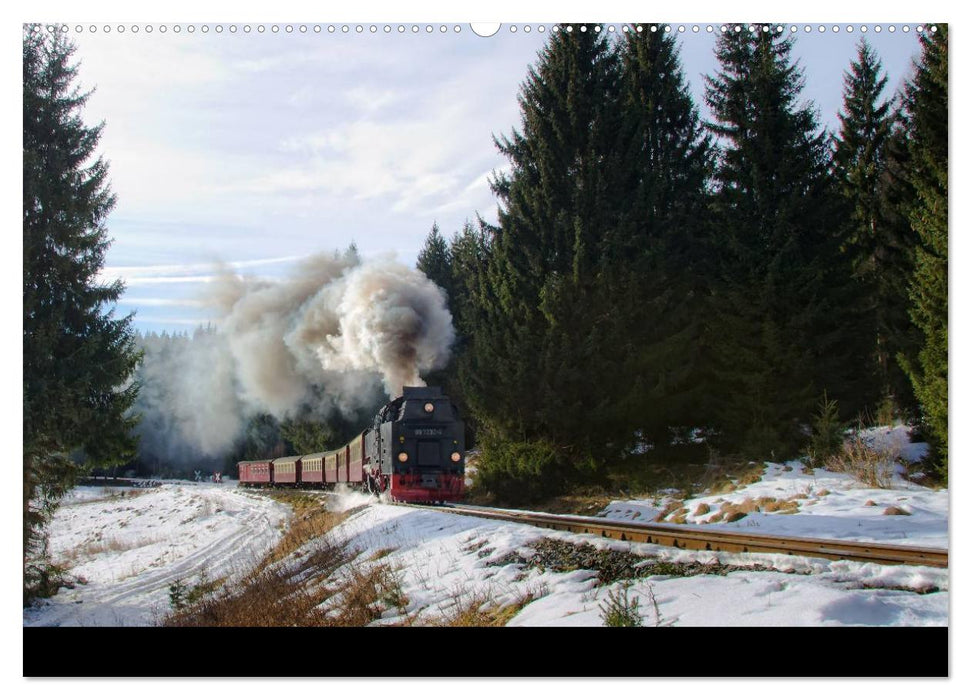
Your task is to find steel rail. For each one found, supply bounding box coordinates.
[408,503,948,568]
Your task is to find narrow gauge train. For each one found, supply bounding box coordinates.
[238,386,465,503]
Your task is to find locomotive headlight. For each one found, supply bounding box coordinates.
[423,402,434,413]
[450,452,461,463]
[398,452,409,463]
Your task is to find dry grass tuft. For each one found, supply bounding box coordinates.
[718,497,765,522]
[431,590,536,627]
[263,491,349,565]
[865,499,878,507]
[760,498,800,514]
[736,469,763,487]
[65,534,162,560]
[368,547,398,561]
[693,503,710,517]
[883,506,911,516]
[702,460,766,495]
[325,563,409,626]
[164,564,337,627]
[654,500,685,522]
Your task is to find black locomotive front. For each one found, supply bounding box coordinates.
[364,386,465,502]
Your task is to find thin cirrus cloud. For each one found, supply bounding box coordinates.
[100,255,302,287]
[122,298,209,308]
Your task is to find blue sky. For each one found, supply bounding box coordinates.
[67,22,923,333]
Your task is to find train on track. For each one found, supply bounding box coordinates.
[238,386,465,503]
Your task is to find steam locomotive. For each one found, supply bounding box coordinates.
[237,386,465,503]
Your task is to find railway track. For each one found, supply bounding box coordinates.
[410,503,949,569]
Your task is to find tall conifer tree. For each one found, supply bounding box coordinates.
[23,26,140,597]
[899,25,948,476]
[464,24,626,455]
[704,26,863,456]
[416,222,454,302]
[615,28,714,440]
[833,39,913,410]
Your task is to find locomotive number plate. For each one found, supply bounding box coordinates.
[413,428,444,436]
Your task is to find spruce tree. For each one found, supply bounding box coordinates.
[615,28,714,441]
[465,24,626,457]
[416,222,454,302]
[448,219,491,339]
[833,39,913,411]
[704,26,863,457]
[899,25,948,476]
[23,26,140,598]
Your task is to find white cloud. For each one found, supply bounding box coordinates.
[235,98,499,215]
[122,298,208,308]
[130,316,215,327]
[103,255,302,280]
[116,275,217,287]
[344,85,397,114]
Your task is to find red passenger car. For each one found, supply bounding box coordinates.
[237,459,273,486]
[324,452,338,484]
[271,455,301,485]
[347,433,365,483]
[301,453,324,485]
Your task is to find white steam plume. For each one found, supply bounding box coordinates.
[132,251,455,464]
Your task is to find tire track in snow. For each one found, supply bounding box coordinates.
[24,484,290,626]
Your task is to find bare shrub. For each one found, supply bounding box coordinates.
[825,434,898,489]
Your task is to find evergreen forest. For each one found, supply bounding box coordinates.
[417,24,949,502]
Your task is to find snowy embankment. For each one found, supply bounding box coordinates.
[25,424,947,627]
[321,496,947,627]
[599,426,948,549]
[23,481,289,627]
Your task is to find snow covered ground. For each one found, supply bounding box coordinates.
[23,481,289,627]
[324,497,947,627]
[23,426,948,627]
